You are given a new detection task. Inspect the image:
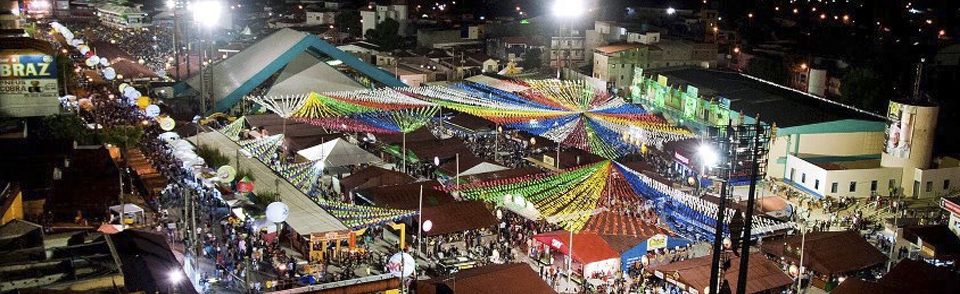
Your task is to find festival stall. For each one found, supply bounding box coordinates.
[760,230,888,291]
[645,252,792,294]
[532,230,621,280]
[617,234,693,272]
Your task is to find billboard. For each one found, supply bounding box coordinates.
[0,52,60,117]
[884,102,916,158]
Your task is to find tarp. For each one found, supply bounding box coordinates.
[110,203,144,214]
[533,230,619,264]
[619,234,692,272]
[296,138,381,167]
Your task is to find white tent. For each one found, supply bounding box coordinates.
[296,138,381,168]
[458,162,508,177]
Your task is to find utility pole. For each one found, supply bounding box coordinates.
[736,118,764,294]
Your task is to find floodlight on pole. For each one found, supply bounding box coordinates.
[166,0,176,9]
[698,144,719,168]
[666,7,676,15]
[552,0,585,17]
[191,1,223,28]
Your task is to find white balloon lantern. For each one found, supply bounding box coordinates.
[265,202,290,223]
[102,67,116,80]
[387,253,416,278]
[145,104,161,117]
[99,58,110,67]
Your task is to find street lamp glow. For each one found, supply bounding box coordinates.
[666,7,676,15]
[168,270,183,284]
[191,1,223,28]
[166,0,175,9]
[698,144,719,168]
[552,0,585,17]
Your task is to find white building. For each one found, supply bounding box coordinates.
[360,0,408,37]
[779,101,960,199]
[96,3,151,29]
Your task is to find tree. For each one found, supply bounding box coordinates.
[101,125,143,152]
[37,114,100,144]
[365,18,403,51]
[840,67,886,111]
[335,11,362,38]
[196,144,231,169]
[745,55,789,85]
[519,47,542,69]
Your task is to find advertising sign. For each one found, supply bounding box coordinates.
[647,234,668,251]
[885,102,916,158]
[0,52,60,117]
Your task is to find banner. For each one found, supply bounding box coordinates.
[647,234,668,251]
[0,52,60,117]
[884,101,916,158]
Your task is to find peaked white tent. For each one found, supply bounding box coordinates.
[297,138,381,168]
[458,162,509,177]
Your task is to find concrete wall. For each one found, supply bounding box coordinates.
[785,155,903,198]
[881,103,940,197]
[824,167,902,198]
[767,131,885,179]
[912,166,960,198]
[784,155,829,196]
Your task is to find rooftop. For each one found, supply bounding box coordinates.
[651,68,885,128]
[595,43,651,54]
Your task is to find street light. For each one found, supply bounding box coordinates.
[190,1,223,116]
[698,144,719,169]
[552,0,584,78]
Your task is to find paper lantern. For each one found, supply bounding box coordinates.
[387,253,415,278]
[137,96,150,109]
[145,105,161,117]
[158,117,176,131]
[84,57,97,67]
[99,58,110,67]
[217,165,237,183]
[118,83,130,93]
[265,202,290,223]
[237,180,254,193]
[422,220,433,232]
[102,67,116,80]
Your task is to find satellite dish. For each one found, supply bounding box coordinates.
[265,202,289,223]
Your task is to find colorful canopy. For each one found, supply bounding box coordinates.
[440,160,646,233]
[219,116,246,140]
[405,80,695,158]
[315,199,418,230]
[273,160,319,193]
[238,134,284,161]
[288,91,439,134]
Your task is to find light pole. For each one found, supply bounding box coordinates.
[552,0,584,79]
[166,0,179,80]
[190,1,223,115]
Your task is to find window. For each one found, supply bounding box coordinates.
[926,181,933,193]
[849,181,857,192]
[945,180,951,190]
[801,173,806,183]
[814,180,820,190]
[871,180,878,191]
[831,182,838,193]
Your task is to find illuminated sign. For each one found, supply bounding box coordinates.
[885,101,916,159]
[0,53,60,117]
[647,234,668,251]
[674,152,690,166]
